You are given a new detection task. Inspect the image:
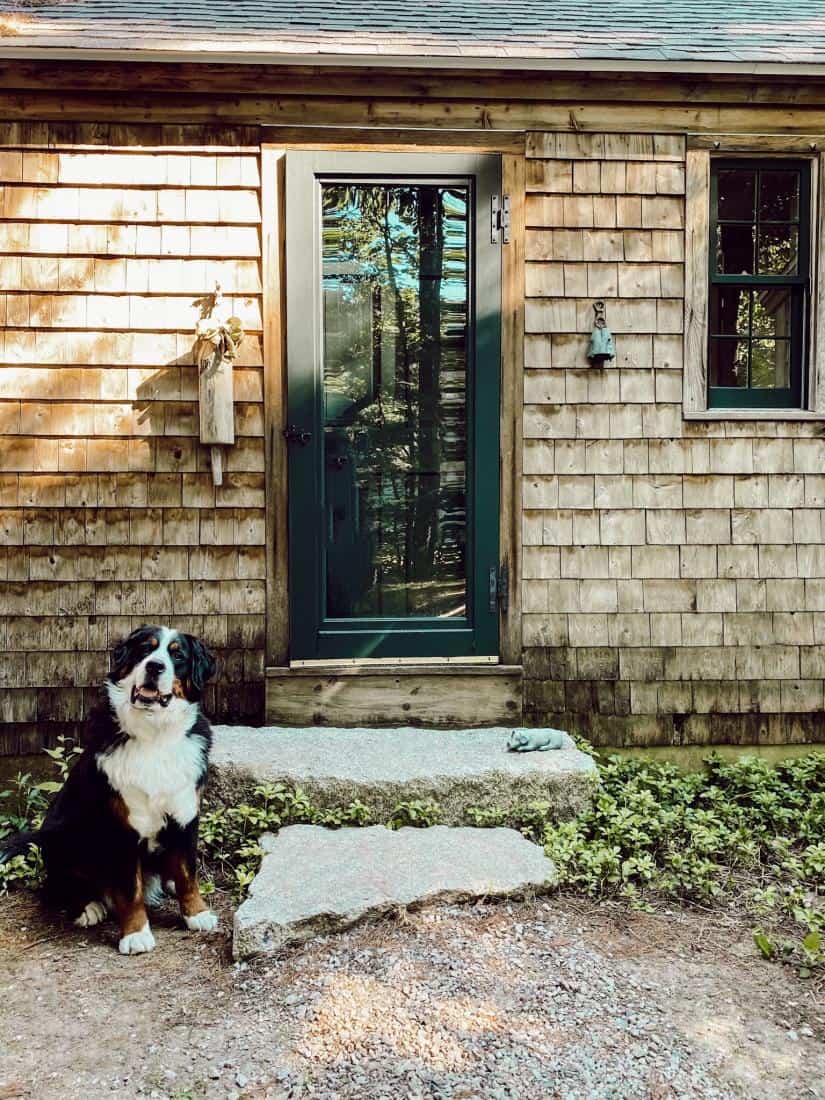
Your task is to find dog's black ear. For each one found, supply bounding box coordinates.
[110,624,155,681]
[110,635,131,680]
[186,636,217,697]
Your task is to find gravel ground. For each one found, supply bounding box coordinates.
[0,890,822,1100]
[247,906,729,1099]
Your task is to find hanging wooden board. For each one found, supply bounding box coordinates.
[197,341,235,446]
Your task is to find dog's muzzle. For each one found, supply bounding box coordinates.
[131,684,173,708]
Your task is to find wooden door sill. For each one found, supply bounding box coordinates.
[272,661,521,678]
[265,662,523,727]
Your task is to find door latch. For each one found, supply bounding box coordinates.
[488,562,509,614]
[491,194,511,245]
[282,425,312,445]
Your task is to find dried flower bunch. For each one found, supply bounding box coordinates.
[195,314,245,365]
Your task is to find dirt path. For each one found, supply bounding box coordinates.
[0,890,822,1099]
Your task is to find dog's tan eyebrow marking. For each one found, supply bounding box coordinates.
[149,635,159,647]
[169,641,180,652]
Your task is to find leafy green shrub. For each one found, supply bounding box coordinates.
[0,736,82,892]
[43,735,83,782]
[465,805,506,828]
[200,784,375,898]
[387,799,441,830]
[0,771,47,840]
[2,736,822,973]
[541,748,824,975]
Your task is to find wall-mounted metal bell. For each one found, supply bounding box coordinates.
[587,299,615,365]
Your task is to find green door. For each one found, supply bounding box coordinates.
[285,152,502,660]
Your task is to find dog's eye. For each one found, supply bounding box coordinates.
[172,651,185,664]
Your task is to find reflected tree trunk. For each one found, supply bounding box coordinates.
[411,187,443,580]
[320,182,467,619]
[378,193,412,602]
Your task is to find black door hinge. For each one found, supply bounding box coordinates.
[491,194,511,245]
[488,562,509,614]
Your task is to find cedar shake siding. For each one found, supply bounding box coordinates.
[1,53,825,749]
[0,130,266,751]
[521,132,825,747]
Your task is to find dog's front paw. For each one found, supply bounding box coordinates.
[118,923,156,955]
[184,910,218,932]
[74,900,108,928]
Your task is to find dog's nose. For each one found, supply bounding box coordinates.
[144,660,165,678]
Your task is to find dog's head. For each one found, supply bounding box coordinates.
[507,730,529,750]
[109,625,216,716]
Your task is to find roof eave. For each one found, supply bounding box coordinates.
[2,43,825,77]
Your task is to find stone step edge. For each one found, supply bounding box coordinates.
[209,725,599,824]
[232,823,558,958]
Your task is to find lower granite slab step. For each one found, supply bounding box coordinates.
[232,824,557,959]
[210,725,598,824]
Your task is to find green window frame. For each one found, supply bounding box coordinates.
[708,158,811,409]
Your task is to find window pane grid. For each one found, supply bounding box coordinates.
[709,159,809,408]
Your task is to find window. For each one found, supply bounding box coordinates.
[683,146,824,419]
[708,160,810,408]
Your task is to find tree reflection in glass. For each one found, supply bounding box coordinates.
[710,165,802,398]
[321,184,469,619]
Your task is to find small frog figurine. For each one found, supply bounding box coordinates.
[506,728,566,752]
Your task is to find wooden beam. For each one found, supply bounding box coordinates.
[500,152,525,668]
[8,92,825,135]
[3,60,825,108]
[0,120,262,150]
[261,144,289,666]
[261,126,525,154]
[283,661,518,674]
[265,665,523,727]
[688,133,825,152]
[683,148,710,416]
[813,153,825,414]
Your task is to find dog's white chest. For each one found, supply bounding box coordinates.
[98,734,204,848]
[116,782,197,848]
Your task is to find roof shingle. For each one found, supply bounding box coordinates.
[2,1,825,68]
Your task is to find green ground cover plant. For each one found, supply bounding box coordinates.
[1,738,822,974]
[544,748,824,977]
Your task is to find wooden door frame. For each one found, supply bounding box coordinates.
[262,130,525,668]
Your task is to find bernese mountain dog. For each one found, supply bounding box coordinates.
[0,624,219,955]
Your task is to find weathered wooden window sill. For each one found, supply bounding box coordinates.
[281,661,519,674]
[683,409,825,421]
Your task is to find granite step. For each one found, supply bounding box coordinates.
[232,824,557,958]
[210,725,597,824]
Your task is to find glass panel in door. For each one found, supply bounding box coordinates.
[321,183,469,622]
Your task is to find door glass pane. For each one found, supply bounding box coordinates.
[321,183,469,620]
